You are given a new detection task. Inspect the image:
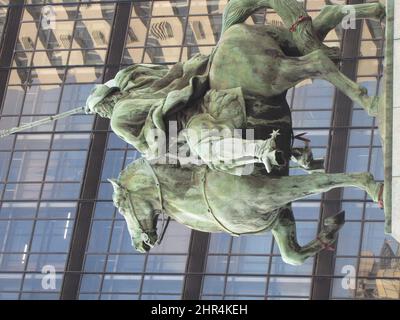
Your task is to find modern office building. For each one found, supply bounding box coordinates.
[0,0,397,300]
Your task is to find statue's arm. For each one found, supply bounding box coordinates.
[110,111,152,156]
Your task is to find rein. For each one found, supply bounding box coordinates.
[142,159,171,245]
[124,158,170,247]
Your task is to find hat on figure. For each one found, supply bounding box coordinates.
[85,80,119,114]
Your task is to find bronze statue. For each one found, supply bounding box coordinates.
[1,0,389,264]
[98,0,387,265]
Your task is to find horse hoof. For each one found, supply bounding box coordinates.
[324,210,345,227]
[316,236,336,252]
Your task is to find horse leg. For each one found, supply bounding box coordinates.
[291,147,325,172]
[313,2,386,41]
[272,206,345,265]
[276,50,379,116]
[267,172,382,205]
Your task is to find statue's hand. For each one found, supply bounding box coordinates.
[255,130,286,173]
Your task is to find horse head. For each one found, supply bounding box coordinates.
[108,178,158,253]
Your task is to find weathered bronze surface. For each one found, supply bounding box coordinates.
[83,0,389,264]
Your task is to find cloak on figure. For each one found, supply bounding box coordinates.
[108,52,292,174]
[110,54,212,158]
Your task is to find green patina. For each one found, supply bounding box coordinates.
[84,0,387,265]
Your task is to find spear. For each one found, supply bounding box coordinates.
[0,106,86,138]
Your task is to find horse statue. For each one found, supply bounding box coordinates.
[85,0,386,264]
[109,158,382,265]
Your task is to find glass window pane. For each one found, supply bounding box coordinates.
[79,274,102,293]
[102,274,141,293]
[337,222,362,256]
[41,183,81,200]
[205,255,228,274]
[0,273,23,291]
[37,202,76,219]
[268,277,311,297]
[208,233,231,254]
[31,220,73,252]
[22,273,63,291]
[88,221,112,253]
[84,254,107,273]
[202,275,225,295]
[0,254,26,272]
[45,151,87,182]
[228,256,269,274]
[3,183,42,200]
[146,255,187,273]
[270,256,314,276]
[225,276,267,295]
[26,253,67,272]
[2,86,25,115]
[8,151,48,182]
[142,275,184,294]
[106,254,145,273]
[231,234,272,255]
[0,202,37,219]
[15,134,52,150]
[0,220,34,252]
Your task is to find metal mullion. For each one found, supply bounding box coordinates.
[26,2,57,88]
[140,0,154,63]
[125,43,220,50]
[0,217,78,221]
[0,98,32,290]
[17,145,51,299]
[264,234,276,299]
[350,43,385,299]
[96,147,129,300]
[311,0,365,300]
[137,250,151,300]
[60,1,132,300]
[17,53,71,298]
[220,236,233,300]
[182,230,210,300]
[178,0,190,62]
[0,0,24,114]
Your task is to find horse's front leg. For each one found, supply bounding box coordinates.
[269,172,383,205]
[313,2,386,41]
[272,206,345,265]
[291,146,325,173]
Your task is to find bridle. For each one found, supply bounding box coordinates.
[123,158,170,248]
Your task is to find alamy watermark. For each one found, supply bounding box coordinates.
[41,6,56,30]
[41,265,57,290]
[341,265,356,290]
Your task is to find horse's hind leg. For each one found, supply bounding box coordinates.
[277,50,379,116]
[313,2,386,41]
[269,172,382,205]
[272,206,345,265]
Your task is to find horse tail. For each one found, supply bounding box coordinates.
[221,0,261,35]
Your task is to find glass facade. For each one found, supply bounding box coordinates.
[0,0,398,300]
